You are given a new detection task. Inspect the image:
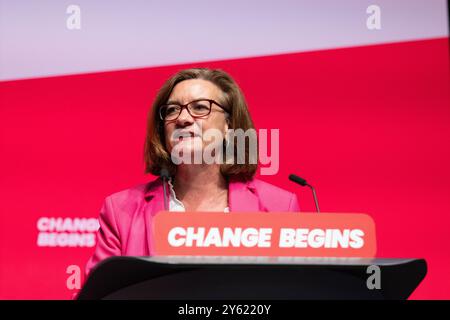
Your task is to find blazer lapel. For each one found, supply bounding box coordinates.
[143,177,262,213]
[228,179,261,212]
[143,177,262,254]
[142,178,166,255]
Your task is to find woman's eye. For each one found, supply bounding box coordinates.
[166,106,178,114]
[193,103,208,110]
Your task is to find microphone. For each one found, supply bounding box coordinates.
[289,174,320,213]
[160,168,170,211]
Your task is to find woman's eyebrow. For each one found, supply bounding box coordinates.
[165,97,210,105]
[165,99,180,105]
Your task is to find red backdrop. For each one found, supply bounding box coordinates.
[0,38,449,299]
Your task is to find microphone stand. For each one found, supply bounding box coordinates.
[289,174,320,213]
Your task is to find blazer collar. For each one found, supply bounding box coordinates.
[143,177,166,216]
[142,177,261,255]
[143,177,260,213]
[228,178,260,212]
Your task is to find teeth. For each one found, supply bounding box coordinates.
[178,132,196,141]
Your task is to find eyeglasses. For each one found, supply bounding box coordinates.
[159,99,228,121]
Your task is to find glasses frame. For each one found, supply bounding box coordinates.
[159,99,228,121]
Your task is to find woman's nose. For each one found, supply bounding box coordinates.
[176,107,194,125]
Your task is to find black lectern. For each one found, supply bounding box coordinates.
[77,256,426,300]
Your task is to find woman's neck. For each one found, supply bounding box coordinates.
[172,164,228,209]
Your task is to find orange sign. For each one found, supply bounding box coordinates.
[152,212,376,258]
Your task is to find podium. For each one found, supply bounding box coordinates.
[77,256,427,300]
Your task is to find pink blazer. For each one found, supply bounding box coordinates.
[85,177,300,275]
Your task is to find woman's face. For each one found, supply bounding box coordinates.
[163,79,229,161]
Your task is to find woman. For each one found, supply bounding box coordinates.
[85,68,300,275]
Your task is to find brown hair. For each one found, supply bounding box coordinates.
[144,68,257,181]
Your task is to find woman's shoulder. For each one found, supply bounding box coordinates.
[249,178,300,211]
[250,178,294,196]
[104,178,161,205]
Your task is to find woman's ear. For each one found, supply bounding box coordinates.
[224,118,230,135]
[225,114,231,129]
